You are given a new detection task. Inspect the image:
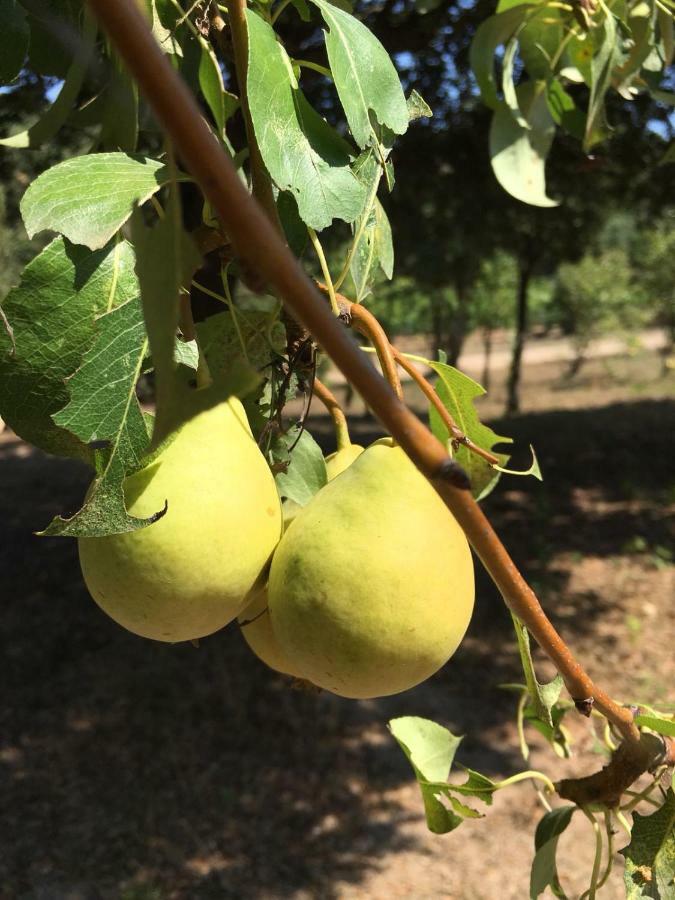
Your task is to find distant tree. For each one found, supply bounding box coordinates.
[635,218,675,372]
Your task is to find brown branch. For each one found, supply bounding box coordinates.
[346,303,403,401]
[313,378,351,451]
[85,0,640,748]
[390,345,501,467]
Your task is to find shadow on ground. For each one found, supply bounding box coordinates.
[1,398,673,898]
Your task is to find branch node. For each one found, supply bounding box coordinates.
[575,697,595,717]
[433,458,472,491]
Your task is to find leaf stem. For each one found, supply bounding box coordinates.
[293,59,333,79]
[313,378,352,450]
[308,228,339,316]
[270,0,293,25]
[595,811,615,891]
[89,0,641,750]
[494,770,556,794]
[580,809,603,900]
[334,171,381,292]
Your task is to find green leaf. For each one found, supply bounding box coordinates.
[42,299,162,537]
[470,5,534,110]
[0,0,29,85]
[274,427,328,507]
[195,307,286,376]
[530,806,576,898]
[546,79,586,141]
[100,58,139,153]
[404,353,511,500]
[198,36,227,136]
[350,197,394,301]
[246,10,366,230]
[389,716,465,834]
[518,6,564,82]
[407,89,433,121]
[621,788,675,898]
[0,237,138,459]
[0,10,96,148]
[310,0,409,149]
[615,0,655,96]
[21,153,173,250]
[512,614,563,730]
[585,12,618,152]
[493,445,542,480]
[635,715,675,738]
[131,193,258,448]
[489,83,558,208]
[502,39,530,130]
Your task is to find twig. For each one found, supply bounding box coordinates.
[313,378,351,451]
[85,0,642,750]
[391,344,500,466]
[346,303,403,401]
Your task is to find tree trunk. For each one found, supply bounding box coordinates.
[565,349,585,380]
[505,261,532,416]
[446,283,470,366]
[482,327,493,392]
[430,292,444,359]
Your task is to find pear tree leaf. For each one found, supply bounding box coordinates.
[174,338,199,370]
[660,142,675,165]
[584,12,618,152]
[0,10,96,148]
[546,79,586,140]
[635,715,675,738]
[131,195,259,449]
[42,299,163,537]
[407,89,433,121]
[195,307,287,376]
[0,0,29,85]
[21,153,174,250]
[489,83,558,208]
[246,9,367,230]
[273,426,328,507]
[502,39,530,130]
[517,5,564,81]
[470,5,534,110]
[530,806,576,899]
[100,58,139,153]
[350,197,394,301]
[404,353,511,500]
[621,788,675,898]
[493,445,542,480]
[198,35,227,136]
[615,0,655,95]
[309,0,409,149]
[0,237,139,459]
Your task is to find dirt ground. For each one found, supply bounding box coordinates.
[1,339,674,900]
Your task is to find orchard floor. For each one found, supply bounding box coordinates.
[1,343,674,900]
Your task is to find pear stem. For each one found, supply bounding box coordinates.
[390,345,501,466]
[313,378,352,451]
[89,0,642,753]
[346,303,403,401]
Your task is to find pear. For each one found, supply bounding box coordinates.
[324,442,363,480]
[238,584,305,677]
[267,440,474,698]
[78,397,283,642]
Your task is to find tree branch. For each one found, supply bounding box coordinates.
[313,378,351,451]
[85,0,640,748]
[345,303,403,401]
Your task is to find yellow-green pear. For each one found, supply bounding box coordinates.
[325,443,363,480]
[238,585,305,678]
[78,398,282,642]
[268,440,474,699]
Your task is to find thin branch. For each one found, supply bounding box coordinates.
[86,0,641,749]
[347,303,403,401]
[391,345,500,466]
[313,378,352,451]
[308,229,339,316]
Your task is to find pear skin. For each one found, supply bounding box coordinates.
[78,398,282,642]
[268,441,474,698]
[238,585,306,677]
[325,443,363,480]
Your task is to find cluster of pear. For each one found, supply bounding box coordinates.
[79,398,475,699]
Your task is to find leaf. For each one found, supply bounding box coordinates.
[493,445,542,480]
[470,5,534,110]
[0,237,138,459]
[131,193,258,448]
[274,427,328,507]
[0,10,96,148]
[310,0,409,149]
[615,0,654,96]
[489,83,558,208]
[246,10,366,230]
[621,788,675,898]
[635,715,675,738]
[530,806,576,898]
[0,0,29,85]
[546,79,586,140]
[21,153,173,250]
[350,198,394,301]
[198,36,227,136]
[195,307,286,376]
[389,716,465,834]
[404,353,511,500]
[503,39,530,129]
[407,89,433,121]
[518,5,564,82]
[42,299,164,537]
[584,12,618,152]
[100,58,139,153]
[512,614,563,730]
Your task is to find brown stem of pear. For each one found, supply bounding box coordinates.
[346,303,403,401]
[86,0,640,749]
[390,345,501,467]
[313,378,352,451]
